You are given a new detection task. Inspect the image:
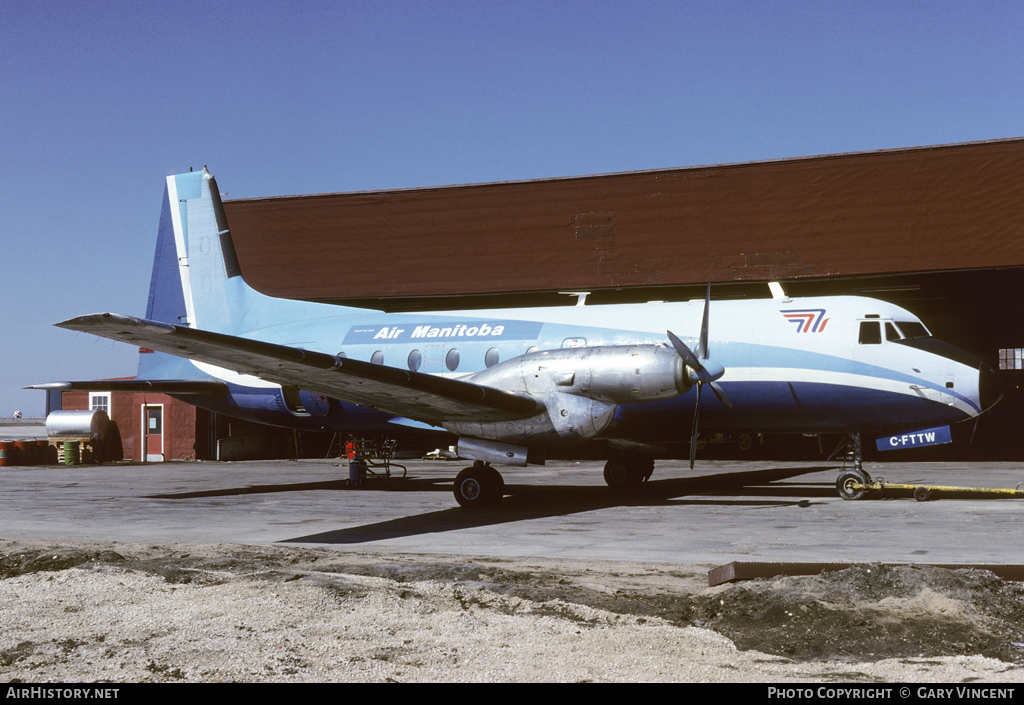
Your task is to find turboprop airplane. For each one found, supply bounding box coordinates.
[33,168,1003,507]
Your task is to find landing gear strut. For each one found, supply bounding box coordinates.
[453,461,505,508]
[603,454,654,491]
[834,432,872,500]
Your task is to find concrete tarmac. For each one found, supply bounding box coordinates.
[0,457,1021,565]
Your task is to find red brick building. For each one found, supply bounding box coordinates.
[57,385,200,462]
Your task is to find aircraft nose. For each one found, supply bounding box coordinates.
[979,363,1004,412]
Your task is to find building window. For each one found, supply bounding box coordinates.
[90,393,111,414]
[147,407,162,434]
[998,348,1024,370]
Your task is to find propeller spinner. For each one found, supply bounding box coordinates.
[667,284,732,468]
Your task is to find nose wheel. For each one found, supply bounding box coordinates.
[836,469,870,500]
[453,462,505,508]
[834,432,872,499]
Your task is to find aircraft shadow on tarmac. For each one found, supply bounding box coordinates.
[274,465,842,545]
[145,478,450,500]
[143,465,840,545]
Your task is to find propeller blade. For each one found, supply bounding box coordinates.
[697,282,710,359]
[709,381,733,409]
[667,330,702,372]
[673,282,730,469]
[689,383,703,469]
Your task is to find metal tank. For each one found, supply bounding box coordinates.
[45,410,110,440]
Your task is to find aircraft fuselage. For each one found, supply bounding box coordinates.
[146,292,998,445]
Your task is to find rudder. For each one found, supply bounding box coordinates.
[156,168,372,338]
[166,169,241,333]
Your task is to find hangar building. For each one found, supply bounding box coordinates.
[219,137,1024,459]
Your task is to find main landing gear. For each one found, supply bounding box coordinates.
[453,461,505,508]
[603,453,655,491]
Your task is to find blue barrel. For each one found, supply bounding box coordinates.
[349,459,366,486]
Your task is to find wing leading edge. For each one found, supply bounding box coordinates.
[26,380,229,394]
[51,313,541,424]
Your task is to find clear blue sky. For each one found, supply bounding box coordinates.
[3,0,1022,417]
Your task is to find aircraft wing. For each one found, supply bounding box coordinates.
[27,380,229,394]
[51,313,541,424]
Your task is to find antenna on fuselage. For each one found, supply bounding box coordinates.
[559,291,590,306]
[769,281,791,302]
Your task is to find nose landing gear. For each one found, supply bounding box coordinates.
[834,432,872,500]
[836,468,871,500]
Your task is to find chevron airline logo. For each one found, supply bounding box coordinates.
[781,309,830,333]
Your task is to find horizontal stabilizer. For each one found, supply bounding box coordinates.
[54,313,540,425]
[26,380,229,395]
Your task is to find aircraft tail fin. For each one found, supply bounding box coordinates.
[136,168,370,381]
[164,168,259,334]
[135,179,196,381]
[145,182,190,326]
[161,168,369,336]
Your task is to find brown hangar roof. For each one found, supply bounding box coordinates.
[223,137,1024,303]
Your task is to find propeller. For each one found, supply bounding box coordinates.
[667,283,732,468]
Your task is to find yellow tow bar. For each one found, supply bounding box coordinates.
[836,472,1024,501]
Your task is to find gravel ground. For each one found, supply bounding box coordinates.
[2,540,1022,683]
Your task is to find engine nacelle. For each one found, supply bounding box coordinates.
[467,344,691,404]
[442,345,690,449]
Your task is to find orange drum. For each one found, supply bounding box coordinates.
[0,440,13,467]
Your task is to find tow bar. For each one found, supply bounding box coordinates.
[837,473,1024,501]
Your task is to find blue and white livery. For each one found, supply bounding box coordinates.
[36,169,1003,507]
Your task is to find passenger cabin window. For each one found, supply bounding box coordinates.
[859,321,881,345]
[484,347,500,368]
[446,348,460,371]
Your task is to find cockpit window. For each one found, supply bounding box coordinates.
[859,321,881,345]
[885,322,901,341]
[895,321,930,339]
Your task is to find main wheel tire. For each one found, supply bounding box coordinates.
[604,459,644,490]
[480,465,505,498]
[453,466,503,508]
[836,470,868,500]
[640,456,655,481]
